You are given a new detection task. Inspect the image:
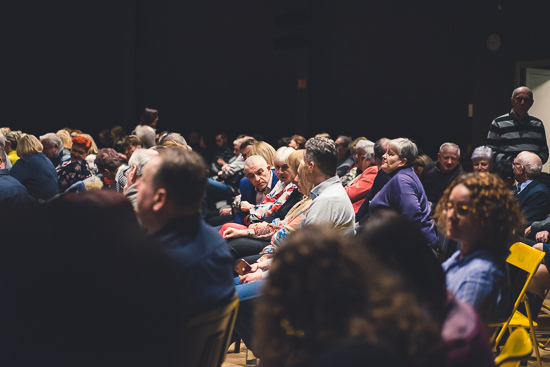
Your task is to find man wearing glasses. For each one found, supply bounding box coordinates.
[487,86,549,164]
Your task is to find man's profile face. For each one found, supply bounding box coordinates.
[334,138,347,159]
[135,157,161,230]
[513,156,524,180]
[437,147,459,173]
[41,140,59,159]
[245,162,271,191]
[511,88,533,117]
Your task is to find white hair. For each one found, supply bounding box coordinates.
[129,148,158,178]
[439,142,460,157]
[471,146,493,161]
[273,147,295,165]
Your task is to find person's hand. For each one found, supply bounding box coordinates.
[217,158,226,166]
[249,222,268,229]
[534,243,544,251]
[221,164,229,171]
[219,207,232,216]
[252,260,270,271]
[536,230,550,243]
[240,201,253,212]
[525,226,532,238]
[223,228,247,239]
[239,268,263,284]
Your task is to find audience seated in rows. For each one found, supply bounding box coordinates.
[356,210,495,367]
[222,149,308,267]
[254,225,446,367]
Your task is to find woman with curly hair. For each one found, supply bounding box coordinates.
[254,225,445,367]
[56,136,92,192]
[434,172,523,324]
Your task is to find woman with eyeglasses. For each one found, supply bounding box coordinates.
[434,173,523,324]
[368,138,438,247]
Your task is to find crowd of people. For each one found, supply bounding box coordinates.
[0,86,550,366]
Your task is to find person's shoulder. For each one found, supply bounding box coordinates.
[493,113,512,123]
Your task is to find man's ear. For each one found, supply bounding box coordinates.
[266,165,271,171]
[152,188,167,212]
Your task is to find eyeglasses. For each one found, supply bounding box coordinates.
[443,201,472,219]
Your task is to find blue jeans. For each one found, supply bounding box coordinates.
[206,178,234,202]
[233,278,264,353]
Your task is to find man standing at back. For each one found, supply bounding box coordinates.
[302,137,355,235]
[136,148,235,313]
[487,86,549,164]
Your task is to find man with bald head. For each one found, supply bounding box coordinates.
[487,86,548,164]
[513,151,550,225]
[236,155,279,224]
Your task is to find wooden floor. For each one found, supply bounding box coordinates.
[221,309,550,367]
[222,341,256,367]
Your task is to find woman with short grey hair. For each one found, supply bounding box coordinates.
[368,138,438,247]
[471,146,493,173]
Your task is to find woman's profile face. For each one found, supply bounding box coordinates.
[445,183,478,248]
[381,146,405,173]
[472,158,491,173]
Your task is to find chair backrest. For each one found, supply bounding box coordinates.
[173,294,239,367]
[506,242,545,314]
[494,327,533,366]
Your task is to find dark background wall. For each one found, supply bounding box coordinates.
[1,0,549,158]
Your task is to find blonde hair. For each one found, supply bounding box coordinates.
[288,150,313,197]
[16,134,43,157]
[249,141,276,166]
[78,133,98,155]
[56,130,72,149]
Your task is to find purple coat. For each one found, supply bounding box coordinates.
[370,167,438,246]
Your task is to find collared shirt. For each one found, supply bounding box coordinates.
[302,176,355,236]
[442,249,510,324]
[517,179,533,194]
[255,172,274,204]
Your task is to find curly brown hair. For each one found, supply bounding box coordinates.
[434,172,523,255]
[254,225,445,367]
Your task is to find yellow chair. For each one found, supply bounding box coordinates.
[173,294,239,367]
[495,327,533,367]
[493,242,545,367]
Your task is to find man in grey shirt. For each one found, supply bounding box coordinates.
[301,137,355,236]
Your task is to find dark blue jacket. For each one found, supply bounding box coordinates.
[10,153,58,201]
[516,179,550,225]
[153,214,235,314]
[0,169,32,205]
